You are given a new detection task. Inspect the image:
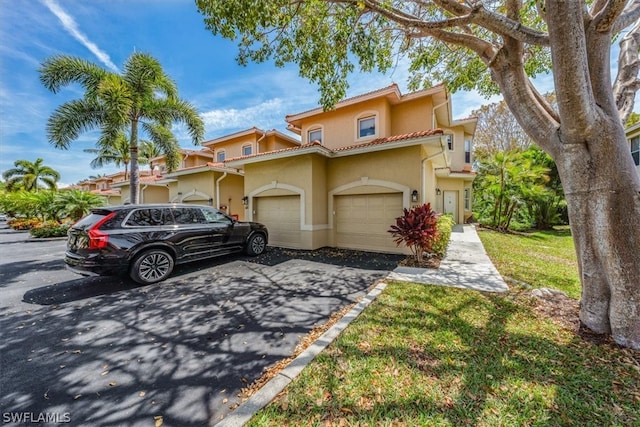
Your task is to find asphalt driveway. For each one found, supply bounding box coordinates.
[0,257,388,426]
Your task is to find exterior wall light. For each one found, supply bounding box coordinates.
[436,188,441,195]
[242,196,249,207]
[411,190,419,202]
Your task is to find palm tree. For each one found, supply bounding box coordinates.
[56,189,105,221]
[39,52,204,204]
[2,158,60,192]
[84,133,132,180]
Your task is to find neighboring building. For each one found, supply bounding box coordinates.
[226,83,477,253]
[627,122,640,175]
[201,127,301,163]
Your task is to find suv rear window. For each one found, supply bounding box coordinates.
[125,208,173,227]
[73,212,112,230]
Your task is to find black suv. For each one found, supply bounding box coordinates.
[65,204,268,284]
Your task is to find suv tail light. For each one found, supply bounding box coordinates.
[87,212,116,249]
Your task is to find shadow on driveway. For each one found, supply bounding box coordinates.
[1,258,389,426]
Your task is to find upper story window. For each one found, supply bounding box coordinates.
[358,116,376,139]
[447,134,454,151]
[308,128,322,144]
[242,145,252,156]
[632,136,639,166]
[217,150,226,162]
[464,139,472,163]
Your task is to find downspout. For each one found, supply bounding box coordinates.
[421,138,447,206]
[216,172,228,209]
[432,97,450,130]
[256,130,267,154]
[141,184,148,204]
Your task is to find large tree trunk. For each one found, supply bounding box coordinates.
[554,121,640,349]
[486,1,640,349]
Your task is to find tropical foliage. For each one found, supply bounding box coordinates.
[2,158,60,192]
[0,189,104,225]
[39,52,204,204]
[388,203,440,263]
[473,147,566,231]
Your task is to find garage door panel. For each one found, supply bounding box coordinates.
[255,196,301,248]
[334,193,403,253]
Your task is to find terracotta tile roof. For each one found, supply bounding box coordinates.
[333,129,444,152]
[286,84,400,119]
[224,141,324,163]
[225,130,443,163]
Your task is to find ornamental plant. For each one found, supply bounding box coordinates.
[388,203,439,264]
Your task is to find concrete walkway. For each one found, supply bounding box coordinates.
[387,224,509,292]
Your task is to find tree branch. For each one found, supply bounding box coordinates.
[546,0,596,138]
[613,19,640,123]
[593,0,628,32]
[613,0,640,34]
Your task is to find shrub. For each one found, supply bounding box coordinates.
[29,221,70,238]
[8,218,41,230]
[432,214,455,257]
[388,203,439,263]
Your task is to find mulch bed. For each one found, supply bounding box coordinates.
[242,246,406,271]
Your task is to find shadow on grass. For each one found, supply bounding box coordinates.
[251,285,639,426]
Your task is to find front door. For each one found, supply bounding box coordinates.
[443,191,458,223]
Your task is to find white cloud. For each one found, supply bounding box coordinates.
[41,0,119,72]
[200,98,290,135]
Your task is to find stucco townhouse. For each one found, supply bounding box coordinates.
[224,83,477,253]
[626,121,640,176]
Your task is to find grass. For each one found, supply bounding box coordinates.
[478,226,581,298]
[246,228,640,426]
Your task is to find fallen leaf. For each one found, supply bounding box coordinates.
[154,416,163,427]
[109,381,117,387]
[139,391,146,397]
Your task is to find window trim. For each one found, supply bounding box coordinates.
[464,188,471,211]
[308,127,323,144]
[355,112,378,141]
[242,144,252,156]
[216,150,226,162]
[464,139,472,163]
[446,134,454,151]
[631,136,640,166]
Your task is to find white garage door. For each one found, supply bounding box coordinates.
[334,193,403,253]
[254,195,301,248]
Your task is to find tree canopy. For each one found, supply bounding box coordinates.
[39,52,204,203]
[2,158,60,192]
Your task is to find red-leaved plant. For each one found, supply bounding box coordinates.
[388,203,440,263]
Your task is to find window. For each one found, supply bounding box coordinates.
[172,208,204,225]
[125,208,171,227]
[465,139,472,163]
[447,135,453,151]
[201,207,231,224]
[632,136,640,166]
[217,151,226,162]
[358,116,376,138]
[242,145,252,156]
[464,188,471,210]
[308,128,322,143]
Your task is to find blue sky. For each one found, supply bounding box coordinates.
[0,0,569,187]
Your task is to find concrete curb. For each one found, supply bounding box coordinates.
[214,281,388,427]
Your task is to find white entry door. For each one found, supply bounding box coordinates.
[443,191,458,223]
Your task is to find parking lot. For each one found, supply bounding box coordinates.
[0,225,391,425]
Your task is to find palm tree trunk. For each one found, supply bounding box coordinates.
[130,119,140,204]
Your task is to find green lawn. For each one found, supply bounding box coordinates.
[478,227,581,298]
[246,228,639,426]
